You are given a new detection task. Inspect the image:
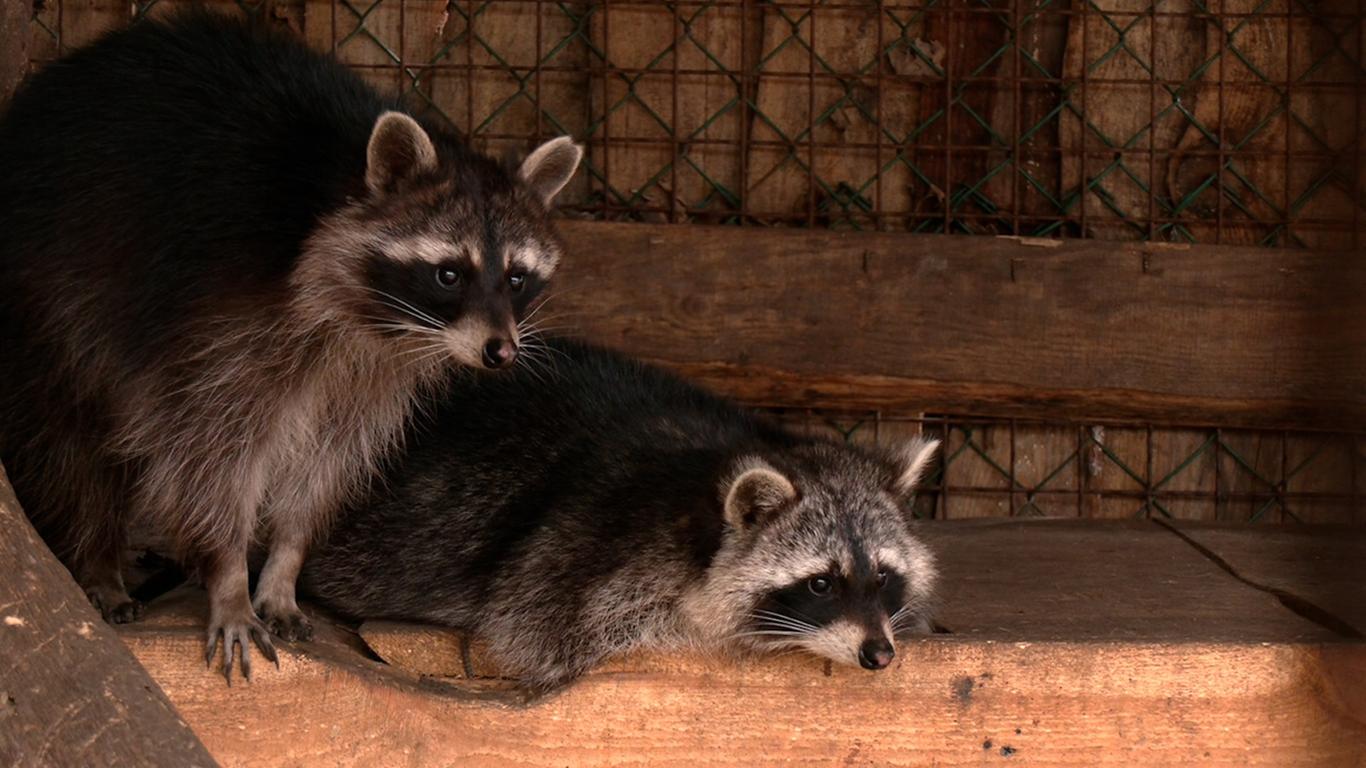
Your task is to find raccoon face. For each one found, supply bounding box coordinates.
[712,438,941,671]
[307,112,582,370]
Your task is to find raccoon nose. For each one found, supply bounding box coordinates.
[481,339,518,369]
[858,638,895,670]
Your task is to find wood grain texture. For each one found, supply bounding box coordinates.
[0,465,215,768]
[1162,521,1366,636]
[548,221,1366,429]
[0,0,26,103]
[117,519,1366,767]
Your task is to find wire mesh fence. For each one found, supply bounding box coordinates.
[774,411,1366,523]
[17,0,1365,523]
[25,0,1366,247]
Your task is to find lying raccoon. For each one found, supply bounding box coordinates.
[302,339,941,690]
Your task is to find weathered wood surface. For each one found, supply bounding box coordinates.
[0,466,215,768]
[118,519,1365,766]
[356,520,1365,676]
[0,0,27,103]
[1162,520,1366,636]
[549,221,1366,430]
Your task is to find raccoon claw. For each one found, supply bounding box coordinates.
[264,610,314,643]
[86,589,144,625]
[204,613,277,683]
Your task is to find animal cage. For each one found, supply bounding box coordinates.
[21,0,1363,524]
[2,0,1364,765]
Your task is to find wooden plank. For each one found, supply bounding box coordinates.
[351,519,1351,679]
[0,0,26,103]
[547,221,1366,429]
[116,519,1366,766]
[925,519,1352,641]
[1162,521,1366,637]
[0,465,215,767]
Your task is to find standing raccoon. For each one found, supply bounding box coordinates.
[303,339,941,691]
[0,13,582,679]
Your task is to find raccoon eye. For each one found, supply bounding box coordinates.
[808,575,834,596]
[876,570,889,588]
[435,266,460,288]
[507,271,527,292]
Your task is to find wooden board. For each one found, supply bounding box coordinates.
[548,221,1366,430]
[116,519,1366,766]
[0,465,215,768]
[1161,521,1366,636]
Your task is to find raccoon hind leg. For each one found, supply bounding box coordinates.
[16,430,144,624]
[74,530,143,624]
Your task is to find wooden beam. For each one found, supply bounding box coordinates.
[118,520,1365,766]
[0,465,216,768]
[550,222,1366,429]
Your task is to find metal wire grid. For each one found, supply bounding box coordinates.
[771,411,1366,523]
[19,1,1365,523]
[25,0,1366,247]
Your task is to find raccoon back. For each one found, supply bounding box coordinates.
[0,12,384,355]
[301,339,793,625]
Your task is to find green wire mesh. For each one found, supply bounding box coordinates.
[19,0,1366,522]
[776,412,1365,523]
[28,0,1364,247]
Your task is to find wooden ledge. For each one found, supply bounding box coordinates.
[550,222,1366,430]
[114,520,1365,766]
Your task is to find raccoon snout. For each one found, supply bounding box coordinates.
[858,638,895,670]
[481,338,518,369]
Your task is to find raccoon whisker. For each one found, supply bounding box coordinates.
[395,344,454,369]
[377,303,444,331]
[355,313,444,331]
[512,346,558,385]
[365,287,442,324]
[730,630,815,640]
[519,325,576,344]
[747,611,819,632]
[749,620,819,635]
[366,288,443,329]
[403,346,454,367]
[361,320,446,338]
[759,603,824,628]
[518,307,572,326]
[749,608,817,626]
[518,293,562,324]
[517,335,572,365]
[517,314,574,334]
[512,353,551,386]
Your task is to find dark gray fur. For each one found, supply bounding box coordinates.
[302,339,940,690]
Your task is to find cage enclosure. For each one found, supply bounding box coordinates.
[0,0,1363,765]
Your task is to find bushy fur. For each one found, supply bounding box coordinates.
[0,11,580,678]
[302,339,940,690]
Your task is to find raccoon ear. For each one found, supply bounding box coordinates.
[723,459,798,531]
[519,136,583,204]
[889,437,941,500]
[366,112,438,196]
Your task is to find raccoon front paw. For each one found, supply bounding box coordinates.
[204,610,278,684]
[85,588,144,624]
[262,608,314,643]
